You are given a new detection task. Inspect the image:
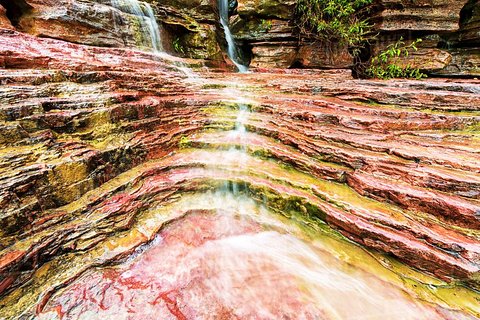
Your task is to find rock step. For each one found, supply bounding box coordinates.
[204,101,480,173]
[3,160,479,297]
[348,171,480,230]
[257,96,480,132]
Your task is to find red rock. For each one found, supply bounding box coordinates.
[0,16,480,318]
[296,42,353,69]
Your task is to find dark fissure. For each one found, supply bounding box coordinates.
[0,0,32,26]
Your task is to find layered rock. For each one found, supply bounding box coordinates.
[373,0,466,31]
[0,21,480,319]
[368,0,480,76]
[1,1,480,318]
[3,0,133,47]
[149,0,224,60]
[460,0,480,44]
[226,0,480,75]
[231,0,302,68]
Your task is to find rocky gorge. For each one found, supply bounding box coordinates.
[0,0,480,319]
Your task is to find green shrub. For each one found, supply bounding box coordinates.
[260,19,273,32]
[295,0,373,47]
[173,37,185,54]
[366,38,427,79]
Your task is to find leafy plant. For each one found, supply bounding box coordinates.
[173,36,185,55]
[295,0,374,47]
[366,38,427,79]
[260,19,273,32]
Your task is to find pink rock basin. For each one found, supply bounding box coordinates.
[37,209,475,320]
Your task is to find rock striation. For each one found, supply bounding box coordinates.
[1,0,478,76]
[0,0,480,319]
[369,0,480,76]
[226,0,480,75]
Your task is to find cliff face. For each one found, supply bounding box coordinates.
[1,0,477,75]
[146,0,224,59]
[227,0,480,76]
[370,0,480,76]
[0,0,139,47]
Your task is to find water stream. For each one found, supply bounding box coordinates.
[217,0,248,72]
[33,73,480,319]
[36,193,478,319]
[110,0,163,52]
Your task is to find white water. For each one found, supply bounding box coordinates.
[110,0,163,52]
[38,194,464,319]
[109,0,204,83]
[217,0,248,73]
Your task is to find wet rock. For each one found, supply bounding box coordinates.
[14,0,136,47]
[150,0,223,60]
[1,7,480,319]
[175,26,222,60]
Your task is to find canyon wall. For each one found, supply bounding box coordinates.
[228,0,480,75]
[370,0,480,76]
[1,0,478,75]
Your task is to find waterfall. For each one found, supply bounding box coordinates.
[109,0,201,82]
[110,0,163,52]
[218,0,248,73]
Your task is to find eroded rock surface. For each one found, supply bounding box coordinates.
[1,0,478,76]
[228,0,480,75]
[367,0,480,76]
[0,5,13,30]
[0,4,480,319]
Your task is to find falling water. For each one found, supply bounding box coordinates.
[110,0,163,52]
[109,0,204,82]
[217,0,248,72]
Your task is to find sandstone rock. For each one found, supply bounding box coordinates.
[237,0,296,20]
[231,16,299,68]
[231,17,293,42]
[150,0,224,59]
[153,0,215,21]
[16,0,127,47]
[371,39,453,72]
[373,0,467,32]
[170,25,222,59]
[402,48,453,71]
[370,0,480,76]
[459,0,480,44]
[433,47,480,76]
[1,2,480,318]
[296,42,353,69]
[250,42,297,68]
[12,0,173,50]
